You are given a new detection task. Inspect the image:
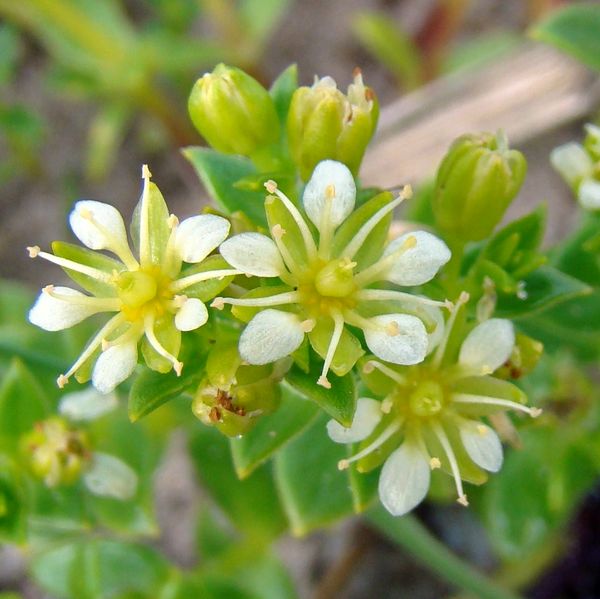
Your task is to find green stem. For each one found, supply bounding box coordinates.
[366,506,523,599]
[443,237,466,297]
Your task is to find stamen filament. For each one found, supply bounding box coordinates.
[451,394,542,417]
[431,423,468,506]
[144,315,183,376]
[363,360,407,385]
[211,291,299,310]
[356,289,448,308]
[270,224,302,282]
[432,291,469,369]
[43,286,121,311]
[172,269,242,292]
[341,193,407,259]
[343,310,383,333]
[31,250,113,283]
[317,310,344,389]
[338,421,402,470]
[264,182,317,259]
[139,165,153,268]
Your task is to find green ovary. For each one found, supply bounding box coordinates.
[408,381,445,418]
[314,258,357,298]
[117,271,158,308]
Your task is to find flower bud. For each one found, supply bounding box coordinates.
[188,64,280,157]
[21,418,90,488]
[433,132,527,242]
[287,69,378,180]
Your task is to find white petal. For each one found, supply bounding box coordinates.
[303,160,356,229]
[378,443,431,516]
[220,232,284,277]
[550,143,593,187]
[459,318,514,373]
[364,314,428,365]
[92,342,138,394]
[175,298,208,331]
[69,200,129,253]
[578,179,600,211]
[327,398,383,444]
[29,287,101,331]
[83,452,138,500]
[460,422,503,472]
[175,214,230,263]
[239,309,305,365]
[59,387,118,421]
[384,231,451,286]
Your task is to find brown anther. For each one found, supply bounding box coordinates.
[365,88,375,101]
[209,407,221,423]
[352,66,362,78]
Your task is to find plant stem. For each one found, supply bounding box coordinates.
[366,506,524,599]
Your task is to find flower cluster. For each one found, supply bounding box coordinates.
[327,293,542,516]
[212,160,451,388]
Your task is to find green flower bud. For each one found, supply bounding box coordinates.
[188,64,280,157]
[433,131,527,242]
[21,418,90,488]
[287,69,378,180]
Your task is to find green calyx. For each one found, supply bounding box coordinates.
[433,131,527,242]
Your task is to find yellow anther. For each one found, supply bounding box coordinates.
[42,284,55,295]
[429,457,441,470]
[457,494,469,507]
[27,246,41,258]
[56,374,69,389]
[400,184,413,200]
[340,257,357,271]
[530,407,543,418]
[173,294,187,308]
[317,375,331,389]
[167,214,179,229]
[325,184,336,199]
[381,398,393,414]
[300,319,316,333]
[173,361,183,377]
[385,321,400,336]
[337,459,349,471]
[142,164,152,180]
[458,291,470,304]
[210,297,225,310]
[264,180,278,193]
[271,224,286,239]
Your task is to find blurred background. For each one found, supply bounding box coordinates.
[1,0,599,597]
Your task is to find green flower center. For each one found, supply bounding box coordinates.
[409,381,445,417]
[117,270,158,308]
[314,258,357,298]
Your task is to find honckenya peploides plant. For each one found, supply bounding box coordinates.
[28,165,240,393]
[213,159,451,388]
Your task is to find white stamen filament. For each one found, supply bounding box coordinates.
[270,224,302,283]
[353,235,418,287]
[356,289,448,308]
[139,165,153,267]
[211,291,299,309]
[341,193,407,259]
[172,269,242,292]
[60,314,126,384]
[264,183,317,259]
[42,285,121,311]
[337,421,402,470]
[317,310,344,389]
[451,394,542,417]
[343,310,385,333]
[431,422,468,507]
[144,315,183,376]
[432,291,469,369]
[363,360,407,385]
[29,249,114,283]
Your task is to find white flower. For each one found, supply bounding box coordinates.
[28,165,240,393]
[328,294,541,516]
[214,160,451,387]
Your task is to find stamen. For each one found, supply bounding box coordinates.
[139,164,153,267]
[43,285,121,311]
[385,321,400,336]
[341,194,407,259]
[432,422,468,507]
[429,457,441,469]
[362,360,407,386]
[144,315,183,376]
[381,398,393,413]
[210,291,299,309]
[325,184,336,199]
[172,268,242,292]
[300,319,316,332]
[355,289,448,308]
[270,223,302,281]
[317,311,344,389]
[57,374,69,389]
[263,182,317,258]
[29,250,113,283]
[337,421,402,470]
[451,393,542,418]
[432,291,470,369]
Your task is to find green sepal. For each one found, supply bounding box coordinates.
[140,315,180,373]
[52,241,120,297]
[285,360,356,427]
[332,191,394,270]
[347,444,379,513]
[269,64,298,128]
[307,317,364,377]
[356,416,400,473]
[206,341,241,388]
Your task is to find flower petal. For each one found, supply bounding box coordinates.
[327,398,383,444]
[175,298,208,331]
[175,214,230,263]
[459,318,514,373]
[384,231,451,286]
[364,314,428,365]
[220,232,284,277]
[29,287,102,331]
[239,309,305,364]
[550,143,593,187]
[83,452,138,500]
[578,179,600,211]
[69,200,129,253]
[92,342,138,394]
[378,442,431,516]
[303,160,356,230]
[59,387,118,421]
[460,421,503,472]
